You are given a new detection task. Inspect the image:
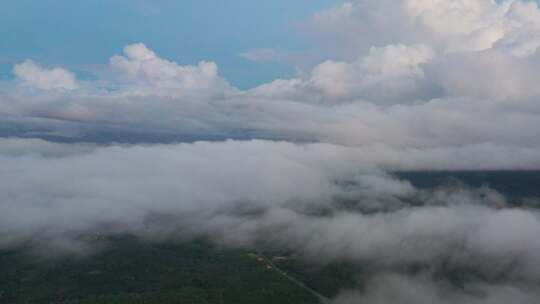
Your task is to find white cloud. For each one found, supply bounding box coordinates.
[249,44,436,104]
[310,44,435,102]
[310,0,540,56]
[13,60,77,91]
[254,0,540,103]
[0,139,540,302]
[109,43,234,97]
[405,0,540,55]
[5,0,540,144]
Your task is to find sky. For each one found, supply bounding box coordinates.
[2,1,540,303]
[0,0,343,88]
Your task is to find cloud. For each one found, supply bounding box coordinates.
[333,273,540,304]
[250,44,436,103]
[0,138,540,302]
[2,2,540,151]
[2,2,540,302]
[0,139,537,256]
[310,0,540,57]
[0,140,363,249]
[0,137,96,157]
[109,43,234,97]
[13,60,77,91]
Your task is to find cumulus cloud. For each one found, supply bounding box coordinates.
[251,44,437,103]
[109,43,234,97]
[13,60,77,91]
[310,0,540,56]
[2,1,540,151]
[292,0,540,104]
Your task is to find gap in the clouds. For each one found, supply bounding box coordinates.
[0,63,14,81]
[221,59,298,90]
[0,114,304,145]
[396,170,540,201]
[0,129,289,145]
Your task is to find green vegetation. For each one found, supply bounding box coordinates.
[271,259,360,298]
[0,236,323,304]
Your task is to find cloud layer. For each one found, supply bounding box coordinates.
[1,138,540,303]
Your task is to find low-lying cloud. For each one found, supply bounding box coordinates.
[1,138,540,302]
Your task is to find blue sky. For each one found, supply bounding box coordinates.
[0,0,343,88]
